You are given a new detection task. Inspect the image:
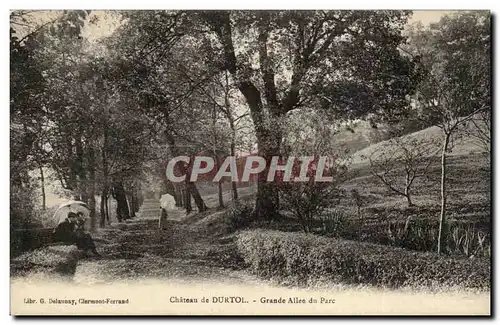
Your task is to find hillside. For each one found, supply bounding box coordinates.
[350,122,487,166]
[331,120,391,155]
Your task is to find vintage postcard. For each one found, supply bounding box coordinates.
[9,9,491,316]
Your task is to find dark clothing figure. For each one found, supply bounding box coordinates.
[159,208,168,230]
[53,216,101,257]
[74,229,100,256]
[53,218,77,244]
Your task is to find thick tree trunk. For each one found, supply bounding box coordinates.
[39,165,46,210]
[88,147,97,231]
[178,187,185,208]
[184,186,192,214]
[229,119,239,201]
[75,134,88,204]
[215,155,224,209]
[231,169,238,201]
[223,72,239,202]
[217,15,283,220]
[100,188,107,228]
[254,181,280,219]
[124,183,137,218]
[101,123,109,226]
[437,132,451,255]
[186,182,207,212]
[252,127,282,220]
[212,94,224,209]
[164,127,207,212]
[88,190,96,231]
[174,189,182,207]
[164,179,182,207]
[137,189,144,210]
[112,181,130,222]
[132,184,140,213]
[234,74,282,220]
[127,193,136,218]
[99,181,109,224]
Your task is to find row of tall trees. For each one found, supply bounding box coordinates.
[10,10,256,228]
[11,11,152,229]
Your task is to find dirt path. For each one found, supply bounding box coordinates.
[73,199,257,286]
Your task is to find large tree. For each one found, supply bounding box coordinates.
[197,10,419,219]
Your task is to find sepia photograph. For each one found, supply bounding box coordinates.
[9,8,491,316]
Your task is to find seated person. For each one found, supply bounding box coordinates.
[74,212,101,257]
[75,212,87,231]
[53,212,78,244]
[53,212,101,257]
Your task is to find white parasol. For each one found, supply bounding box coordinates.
[160,194,176,210]
[53,200,91,224]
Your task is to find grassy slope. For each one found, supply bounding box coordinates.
[331,120,391,155]
[351,124,486,165]
[341,122,490,224]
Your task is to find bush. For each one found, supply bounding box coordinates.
[317,209,353,237]
[10,183,41,258]
[223,200,253,232]
[236,230,490,290]
[10,183,38,229]
[33,206,60,228]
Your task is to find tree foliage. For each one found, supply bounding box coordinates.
[405,11,491,254]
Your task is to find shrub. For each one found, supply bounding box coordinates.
[10,183,41,258]
[223,200,253,232]
[351,205,491,258]
[10,183,38,229]
[33,206,60,228]
[317,209,353,238]
[280,181,338,233]
[236,230,490,290]
[386,217,437,252]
